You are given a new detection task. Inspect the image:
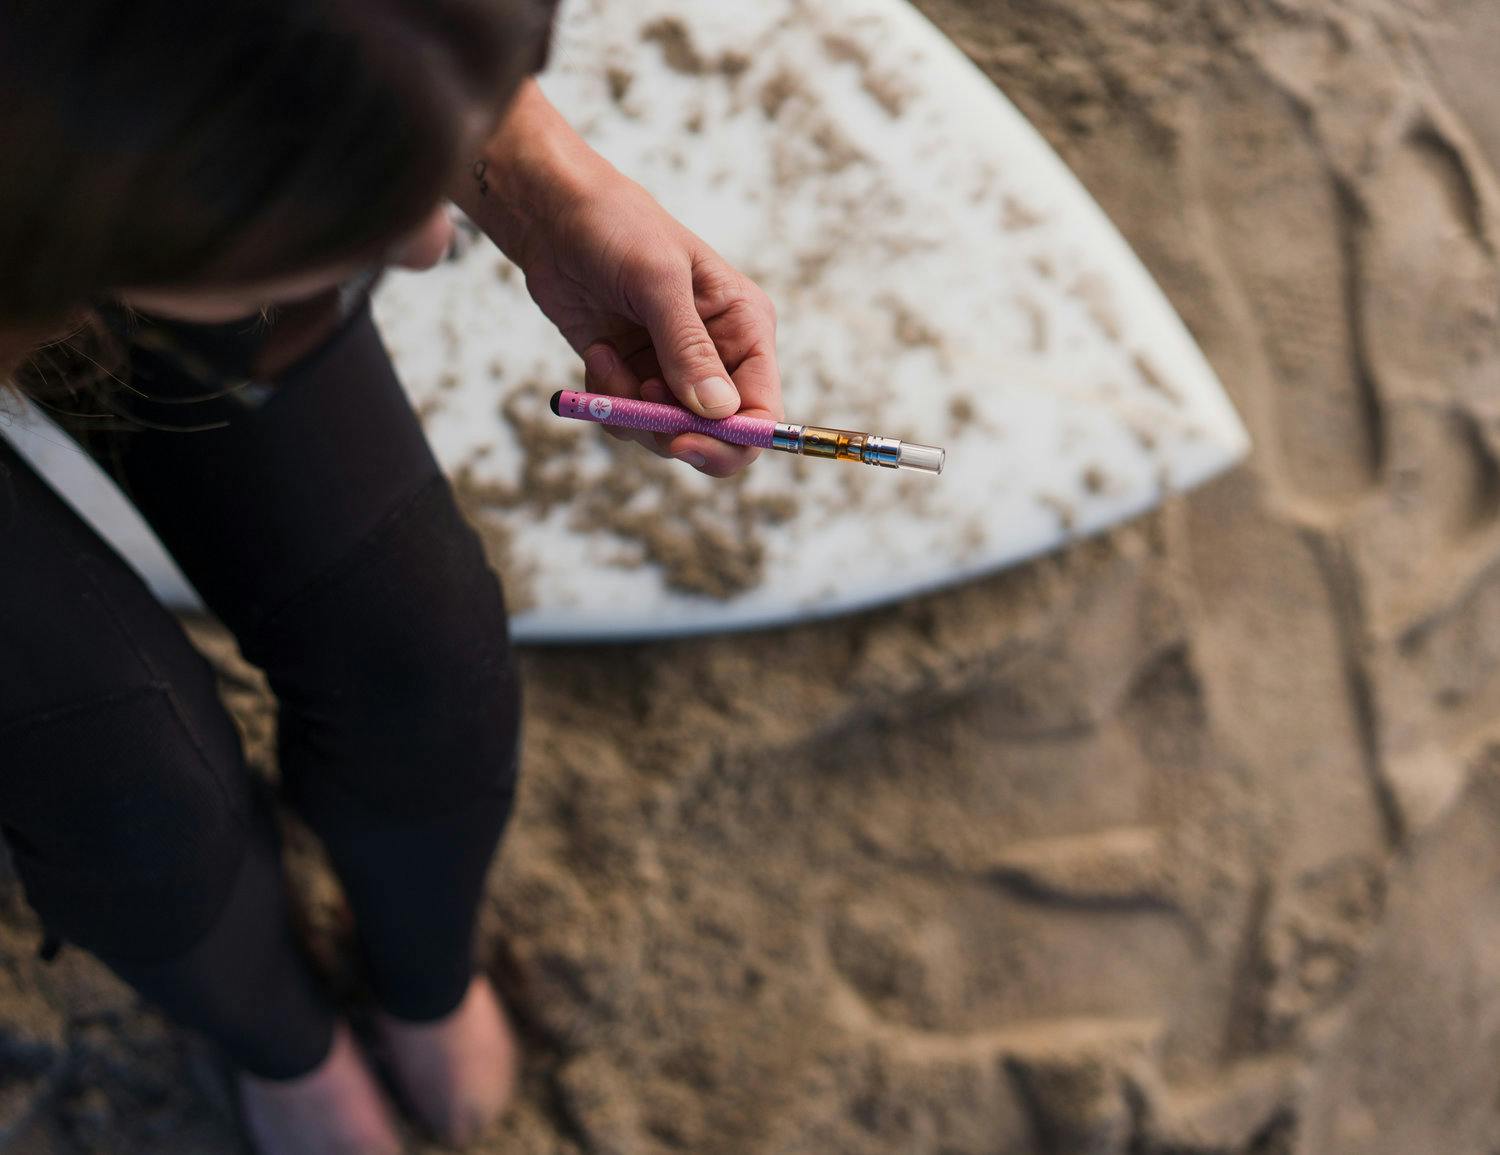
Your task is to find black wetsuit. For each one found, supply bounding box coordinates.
[0,291,521,1079]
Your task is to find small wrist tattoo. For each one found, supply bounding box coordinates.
[472,159,491,198]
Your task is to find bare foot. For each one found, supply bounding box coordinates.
[375,976,520,1147]
[237,1021,404,1155]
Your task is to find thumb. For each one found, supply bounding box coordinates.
[644,295,740,418]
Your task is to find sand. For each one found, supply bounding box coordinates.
[3,1,1500,1152]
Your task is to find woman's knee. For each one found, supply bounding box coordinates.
[0,683,253,962]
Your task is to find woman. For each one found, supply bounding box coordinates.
[0,1,783,1151]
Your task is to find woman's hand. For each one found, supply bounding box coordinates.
[451,82,782,477]
[519,177,783,477]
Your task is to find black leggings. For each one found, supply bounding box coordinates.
[0,304,521,1079]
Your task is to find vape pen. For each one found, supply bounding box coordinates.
[550,390,945,475]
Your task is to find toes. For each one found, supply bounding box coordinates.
[235,1023,403,1155]
[374,977,520,1145]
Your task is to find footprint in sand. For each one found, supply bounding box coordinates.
[812,821,1191,1153]
[1190,68,1384,512]
[1344,116,1500,629]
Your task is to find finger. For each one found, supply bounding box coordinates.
[727,346,783,424]
[582,342,666,454]
[667,431,761,477]
[603,423,656,451]
[639,372,767,475]
[591,329,662,389]
[628,378,681,459]
[632,374,707,466]
[635,372,762,474]
[701,293,782,421]
[639,275,741,419]
[609,421,664,454]
[709,336,780,477]
[582,341,637,397]
[624,346,664,390]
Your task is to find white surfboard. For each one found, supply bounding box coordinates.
[2,0,1247,642]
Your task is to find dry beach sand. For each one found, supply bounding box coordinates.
[3,0,1500,1151]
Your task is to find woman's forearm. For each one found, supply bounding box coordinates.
[449,80,617,269]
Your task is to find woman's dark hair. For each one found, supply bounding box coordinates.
[0,0,556,386]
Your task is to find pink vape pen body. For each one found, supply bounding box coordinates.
[551,389,777,449]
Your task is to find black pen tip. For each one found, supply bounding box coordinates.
[549,390,562,416]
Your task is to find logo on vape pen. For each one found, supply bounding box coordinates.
[588,396,613,420]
